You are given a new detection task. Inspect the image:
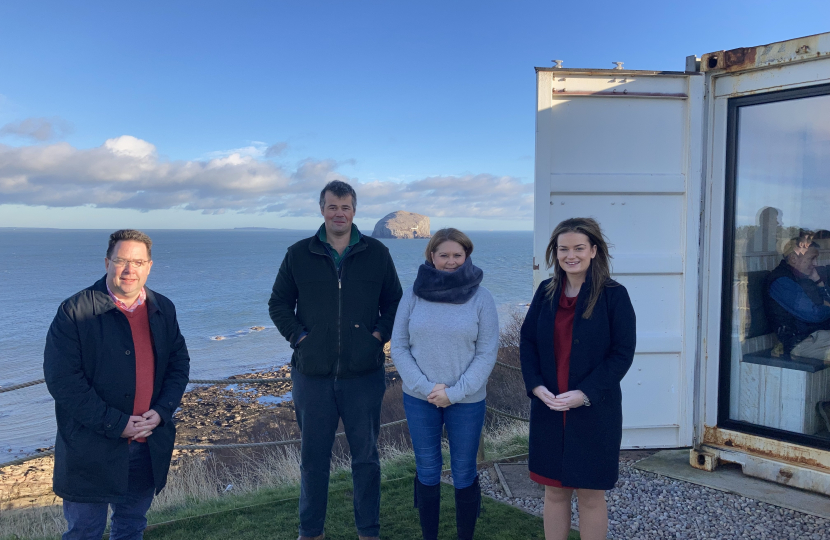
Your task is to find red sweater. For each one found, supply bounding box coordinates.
[118,302,155,443]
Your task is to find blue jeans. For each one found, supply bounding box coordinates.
[292,367,386,538]
[62,441,155,540]
[403,393,485,489]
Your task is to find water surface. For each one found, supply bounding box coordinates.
[0,228,532,458]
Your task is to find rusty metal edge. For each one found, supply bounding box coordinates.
[701,32,830,74]
[703,426,830,472]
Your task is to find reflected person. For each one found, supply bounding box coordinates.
[765,235,830,360]
[43,229,191,540]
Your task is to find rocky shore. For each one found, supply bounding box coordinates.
[0,455,58,510]
[0,365,299,510]
[0,363,406,511]
[176,365,296,447]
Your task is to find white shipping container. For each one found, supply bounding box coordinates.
[534,32,830,494]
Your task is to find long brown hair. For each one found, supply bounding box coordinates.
[544,217,613,319]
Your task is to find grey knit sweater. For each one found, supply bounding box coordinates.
[391,286,499,404]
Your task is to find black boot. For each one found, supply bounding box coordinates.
[454,475,481,540]
[414,475,441,540]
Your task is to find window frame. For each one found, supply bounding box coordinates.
[718,82,830,450]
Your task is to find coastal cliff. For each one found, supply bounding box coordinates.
[372,211,430,239]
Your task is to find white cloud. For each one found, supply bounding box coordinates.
[0,136,532,220]
[104,135,157,159]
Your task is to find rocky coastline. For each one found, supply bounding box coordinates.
[1,366,299,510]
[0,362,403,510]
[176,364,296,447]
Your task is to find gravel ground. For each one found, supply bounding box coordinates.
[470,455,830,540]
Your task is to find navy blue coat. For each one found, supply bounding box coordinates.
[520,272,636,490]
[43,277,190,503]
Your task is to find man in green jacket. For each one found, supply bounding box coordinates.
[269,180,402,540]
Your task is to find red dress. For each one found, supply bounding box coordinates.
[529,291,577,488]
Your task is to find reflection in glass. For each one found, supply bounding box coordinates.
[728,92,830,439]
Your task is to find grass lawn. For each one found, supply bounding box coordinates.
[143,475,578,540]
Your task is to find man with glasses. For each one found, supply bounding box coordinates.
[44,229,190,540]
[269,180,402,540]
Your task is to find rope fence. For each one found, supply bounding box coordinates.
[0,361,527,469]
[0,378,292,393]
[0,378,45,393]
[0,409,525,470]
[0,361,522,395]
[170,418,411,451]
[495,360,522,372]
[188,378,290,384]
[486,405,530,423]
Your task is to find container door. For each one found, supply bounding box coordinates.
[698,33,830,456]
[534,68,704,448]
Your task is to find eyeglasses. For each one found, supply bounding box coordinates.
[108,257,150,268]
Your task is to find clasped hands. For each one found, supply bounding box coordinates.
[428,383,451,408]
[120,409,161,440]
[532,386,585,411]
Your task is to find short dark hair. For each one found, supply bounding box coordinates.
[107,229,153,260]
[319,180,357,211]
[425,228,474,260]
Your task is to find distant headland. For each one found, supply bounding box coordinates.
[372,211,430,239]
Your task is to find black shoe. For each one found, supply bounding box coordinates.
[454,476,481,540]
[414,475,441,540]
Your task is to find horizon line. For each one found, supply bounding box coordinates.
[0,226,533,232]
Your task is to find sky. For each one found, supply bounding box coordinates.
[0,1,828,231]
[736,93,830,230]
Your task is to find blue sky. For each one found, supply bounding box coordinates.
[1,1,828,231]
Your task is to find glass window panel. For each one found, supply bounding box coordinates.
[727,91,830,441]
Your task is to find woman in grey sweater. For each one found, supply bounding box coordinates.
[391,228,499,540]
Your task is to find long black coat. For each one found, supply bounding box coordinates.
[520,273,636,490]
[43,277,190,503]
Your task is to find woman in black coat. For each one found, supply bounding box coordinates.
[520,217,636,540]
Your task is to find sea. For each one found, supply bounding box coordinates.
[0,228,533,460]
